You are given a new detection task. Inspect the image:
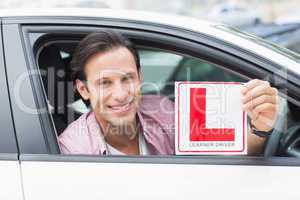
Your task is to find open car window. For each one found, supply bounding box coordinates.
[24,30,300,158]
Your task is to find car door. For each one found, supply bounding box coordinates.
[0,19,24,200]
[3,16,300,200]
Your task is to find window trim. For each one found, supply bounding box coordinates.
[0,20,19,157]
[0,154,19,161]
[3,24,55,155]
[20,154,300,167]
[20,23,300,165]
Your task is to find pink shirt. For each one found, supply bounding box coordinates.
[58,95,175,155]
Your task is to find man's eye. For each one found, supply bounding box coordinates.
[100,80,111,86]
[122,75,134,82]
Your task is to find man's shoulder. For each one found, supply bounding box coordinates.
[58,112,101,154]
[139,95,174,122]
[140,95,174,111]
[58,112,93,152]
[138,95,175,154]
[59,112,90,139]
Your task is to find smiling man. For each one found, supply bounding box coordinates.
[58,30,279,156]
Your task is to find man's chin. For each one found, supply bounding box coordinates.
[105,115,136,127]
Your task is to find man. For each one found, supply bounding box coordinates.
[58,30,279,156]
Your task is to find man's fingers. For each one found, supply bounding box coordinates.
[241,79,270,94]
[245,108,260,123]
[242,85,277,104]
[242,94,277,110]
[242,79,279,132]
[252,103,277,116]
[246,103,276,122]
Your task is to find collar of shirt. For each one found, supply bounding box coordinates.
[86,110,155,155]
[85,111,107,155]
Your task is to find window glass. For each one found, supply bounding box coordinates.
[139,49,182,93]
[139,49,246,98]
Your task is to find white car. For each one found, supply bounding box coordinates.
[208,3,262,27]
[0,8,300,200]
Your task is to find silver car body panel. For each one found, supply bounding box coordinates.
[0,8,299,73]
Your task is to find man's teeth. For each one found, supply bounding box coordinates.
[110,103,130,110]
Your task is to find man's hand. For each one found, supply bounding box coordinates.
[241,79,279,132]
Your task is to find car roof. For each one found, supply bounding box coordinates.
[0,8,299,74]
[0,8,213,25]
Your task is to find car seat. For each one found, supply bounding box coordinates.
[38,45,76,134]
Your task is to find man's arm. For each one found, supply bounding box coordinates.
[247,127,267,155]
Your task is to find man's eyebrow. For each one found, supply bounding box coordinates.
[123,72,136,76]
[96,76,110,80]
[93,72,136,82]
[93,77,110,84]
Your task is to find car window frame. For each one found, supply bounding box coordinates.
[2,23,59,155]
[0,19,19,159]
[17,20,300,166]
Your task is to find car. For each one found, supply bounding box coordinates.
[207,3,262,27]
[242,22,300,55]
[0,8,300,200]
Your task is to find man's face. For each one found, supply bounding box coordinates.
[76,47,141,127]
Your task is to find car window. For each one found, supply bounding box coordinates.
[25,30,300,158]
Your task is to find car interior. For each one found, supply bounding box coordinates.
[35,33,300,157]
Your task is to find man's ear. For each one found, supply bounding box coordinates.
[137,71,143,96]
[75,79,90,101]
[138,71,143,82]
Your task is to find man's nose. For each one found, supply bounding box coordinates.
[112,82,130,102]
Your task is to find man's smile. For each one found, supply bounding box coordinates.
[107,99,135,114]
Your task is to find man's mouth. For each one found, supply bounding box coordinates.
[107,99,134,113]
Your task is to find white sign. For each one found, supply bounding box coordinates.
[175,82,247,155]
